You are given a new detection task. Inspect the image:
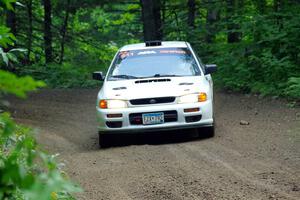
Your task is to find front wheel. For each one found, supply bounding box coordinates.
[99,132,113,148]
[197,125,215,138]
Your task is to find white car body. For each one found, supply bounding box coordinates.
[95,41,216,138]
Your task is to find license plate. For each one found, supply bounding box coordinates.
[142,112,164,125]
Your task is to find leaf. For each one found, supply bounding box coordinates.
[2,0,16,10]
[9,48,27,53]
[7,52,18,63]
[15,1,25,7]
[0,70,46,98]
[0,48,9,65]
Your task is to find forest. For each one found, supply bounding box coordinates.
[0,0,299,97]
[0,0,300,199]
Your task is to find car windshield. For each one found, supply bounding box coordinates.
[107,48,201,80]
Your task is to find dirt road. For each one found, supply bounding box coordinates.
[10,89,300,200]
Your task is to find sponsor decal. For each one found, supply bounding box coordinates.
[119,51,133,59]
[137,50,157,55]
[159,50,186,54]
[119,48,188,60]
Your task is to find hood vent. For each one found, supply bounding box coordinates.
[113,87,127,90]
[135,79,171,84]
[179,82,194,86]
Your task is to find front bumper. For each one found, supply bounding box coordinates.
[96,101,213,134]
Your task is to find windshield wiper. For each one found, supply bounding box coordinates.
[150,74,183,78]
[110,75,139,79]
[111,74,182,80]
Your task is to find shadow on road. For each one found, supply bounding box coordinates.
[99,128,213,149]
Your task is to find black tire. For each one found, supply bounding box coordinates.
[197,125,215,138]
[99,133,112,148]
[205,125,215,138]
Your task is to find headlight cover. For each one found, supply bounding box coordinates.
[99,99,127,109]
[178,93,207,104]
[178,94,198,104]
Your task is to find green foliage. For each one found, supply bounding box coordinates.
[19,63,100,88]
[0,2,80,198]
[0,70,45,98]
[285,77,300,98]
[15,3,140,88]
[3,0,299,99]
[0,47,79,200]
[0,26,15,48]
[1,0,16,10]
[0,113,81,200]
[200,2,300,99]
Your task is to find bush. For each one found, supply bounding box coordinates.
[19,63,101,88]
[0,69,81,200]
[285,77,300,99]
[0,1,81,199]
[0,113,80,200]
[202,5,300,99]
[0,69,45,98]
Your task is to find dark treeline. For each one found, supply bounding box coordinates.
[1,0,300,98]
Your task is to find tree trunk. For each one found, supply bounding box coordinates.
[153,0,162,40]
[43,0,52,63]
[59,0,71,64]
[4,3,16,71]
[5,2,16,53]
[226,0,242,43]
[254,0,266,14]
[274,0,285,28]
[140,0,163,41]
[26,0,33,63]
[6,4,16,36]
[253,0,266,43]
[187,0,196,28]
[162,0,166,26]
[274,0,281,12]
[205,0,219,43]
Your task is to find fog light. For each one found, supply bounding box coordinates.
[106,121,122,128]
[184,108,200,113]
[185,115,202,123]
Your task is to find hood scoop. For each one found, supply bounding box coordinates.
[135,78,171,84]
[179,82,194,86]
[113,87,127,90]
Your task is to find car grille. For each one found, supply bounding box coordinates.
[130,97,176,105]
[129,110,178,125]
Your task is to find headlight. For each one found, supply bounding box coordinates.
[98,99,127,109]
[178,93,207,104]
[178,94,198,103]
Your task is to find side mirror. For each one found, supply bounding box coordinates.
[205,64,217,75]
[93,71,104,81]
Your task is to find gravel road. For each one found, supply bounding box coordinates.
[10,89,300,200]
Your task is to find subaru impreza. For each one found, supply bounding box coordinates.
[93,41,217,147]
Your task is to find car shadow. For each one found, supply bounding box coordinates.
[100,128,212,149]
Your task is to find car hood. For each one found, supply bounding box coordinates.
[100,76,208,100]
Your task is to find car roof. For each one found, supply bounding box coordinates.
[120,41,189,51]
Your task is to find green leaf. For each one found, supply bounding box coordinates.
[0,70,46,98]
[0,48,9,65]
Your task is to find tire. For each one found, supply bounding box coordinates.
[205,125,215,138]
[197,125,215,138]
[99,132,112,148]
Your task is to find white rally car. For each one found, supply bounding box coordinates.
[93,41,217,147]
